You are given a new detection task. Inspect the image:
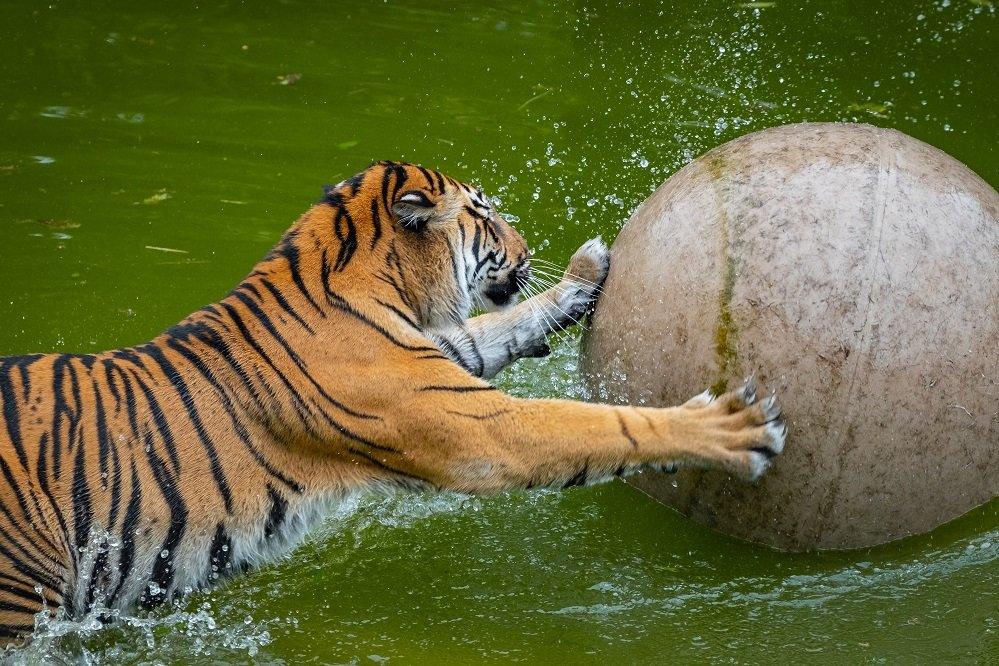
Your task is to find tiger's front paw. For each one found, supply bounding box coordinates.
[681,379,787,482]
[557,237,610,321]
[566,237,610,290]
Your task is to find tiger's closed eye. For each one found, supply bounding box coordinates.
[397,191,435,208]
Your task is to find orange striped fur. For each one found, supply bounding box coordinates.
[0,162,786,645]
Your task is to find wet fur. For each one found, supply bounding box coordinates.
[0,162,786,646]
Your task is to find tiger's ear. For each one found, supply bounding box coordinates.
[392,190,438,232]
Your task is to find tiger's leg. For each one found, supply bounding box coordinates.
[430,238,610,378]
[395,378,786,492]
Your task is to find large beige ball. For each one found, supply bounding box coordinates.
[582,122,998,551]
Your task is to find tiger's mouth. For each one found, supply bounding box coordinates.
[482,260,530,311]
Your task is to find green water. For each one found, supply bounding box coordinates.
[1,0,997,662]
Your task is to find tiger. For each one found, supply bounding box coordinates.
[0,161,786,646]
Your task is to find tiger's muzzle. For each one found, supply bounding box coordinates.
[483,260,530,310]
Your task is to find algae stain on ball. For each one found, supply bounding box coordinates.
[581,122,999,552]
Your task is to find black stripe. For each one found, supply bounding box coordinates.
[221,304,376,458]
[239,280,264,301]
[208,523,236,581]
[51,355,84,479]
[141,344,234,513]
[34,432,71,560]
[108,459,142,607]
[71,420,93,555]
[164,336,303,493]
[463,205,488,221]
[229,291,380,421]
[15,356,41,401]
[105,361,140,439]
[483,218,500,243]
[457,329,484,377]
[443,409,512,420]
[128,369,182,472]
[271,232,325,317]
[111,348,154,379]
[446,240,464,295]
[320,248,334,300]
[0,358,31,470]
[470,221,482,262]
[259,277,315,334]
[217,302,318,432]
[636,411,658,435]
[475,248,499,276]
[139,433,188,609]
[323,288,438,354]
[384,241,417,309]
[83,544,110,613]
[374,270,416,314]
[166,321,269,417]
[418,385,497,393]
[0,599,45,615]
[263,485,288,540]
[105,412,124,531]
[374,299,421,330]
[103,360,122,411]
[415,165,436,193]
[381,164,394,217]
[347,173,364,195]
[0,526,62,591]
[0,579,51,605]
[0,493,63,573]
[0,366,64,557]
[369,197,382,250]
[616,411,639,449]
[433,336,470,372]
[0,447,63,559]
[389,164,409,206]
[91,379,112,487]
[332,205,358,271]
[346,445,434,487]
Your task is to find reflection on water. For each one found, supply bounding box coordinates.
[550,531,998,618]
[0,0,995,662]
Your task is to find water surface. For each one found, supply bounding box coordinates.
[0,0,996,663]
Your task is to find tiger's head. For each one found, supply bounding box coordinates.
[316,161,532,329]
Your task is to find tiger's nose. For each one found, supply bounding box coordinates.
[514,260,531,285]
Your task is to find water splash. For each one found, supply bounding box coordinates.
[6,601,276,665]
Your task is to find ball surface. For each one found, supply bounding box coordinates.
[581,122,998,551]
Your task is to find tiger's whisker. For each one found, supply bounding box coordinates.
[530,266,605,293]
